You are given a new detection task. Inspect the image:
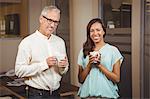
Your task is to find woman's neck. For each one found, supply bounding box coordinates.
[94,41,106,51]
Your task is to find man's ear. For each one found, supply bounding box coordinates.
[39,16,43,23]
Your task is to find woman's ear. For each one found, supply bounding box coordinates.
[103,32,106,38]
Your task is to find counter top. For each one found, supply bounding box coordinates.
[0,76,79,98]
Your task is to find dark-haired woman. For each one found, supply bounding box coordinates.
[77,18,123,98]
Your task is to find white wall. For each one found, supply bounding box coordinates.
[69,0,99,86]
[0,38,22,73]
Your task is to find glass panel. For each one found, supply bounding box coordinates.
[102,0,132,28]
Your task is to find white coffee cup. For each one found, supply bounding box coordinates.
[90,51,100,64]
[56,54,66,74]
[56,54,66,62]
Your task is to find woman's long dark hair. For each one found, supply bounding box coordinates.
[83,18,106,58]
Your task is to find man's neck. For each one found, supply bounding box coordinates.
[38,29,51,39]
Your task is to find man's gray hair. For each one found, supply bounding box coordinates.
[41,5,60,16]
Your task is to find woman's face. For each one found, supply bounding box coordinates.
[90,22,105,44]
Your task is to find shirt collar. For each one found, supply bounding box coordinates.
[35,30,53,40]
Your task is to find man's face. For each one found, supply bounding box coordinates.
[39,10,60,37]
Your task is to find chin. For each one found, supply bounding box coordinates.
[93,40,100,43]
[46,30,52,34]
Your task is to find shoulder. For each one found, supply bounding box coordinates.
[102,43,121,55]
[52,34,64,41]
[19,33,36,47]
[52,34,65,43]
[106,43,119,51]
[78,48,84,56]
[106,44,122,57]
[79,48,83,53]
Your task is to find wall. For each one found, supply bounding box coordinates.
[0,38,21,73]
[132,0,141,98]
[69,0,98,86]
[28,0,42,33]
[132,0,150,98]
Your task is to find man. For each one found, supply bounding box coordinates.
[15,5,69,98]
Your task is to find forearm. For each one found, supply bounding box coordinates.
[15,60,49,78]
[98,64,120,83]
[15,46,50,78]
[79,63,91,83]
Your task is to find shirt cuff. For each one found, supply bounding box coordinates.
[40,60,49,71]
[60,65,69,75]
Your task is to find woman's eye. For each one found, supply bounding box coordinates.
[90,30,94,32]
[96,29,101,31]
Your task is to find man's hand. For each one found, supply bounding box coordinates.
[46,56,58,68]
[57,56,68,74]
[58,56,68,68]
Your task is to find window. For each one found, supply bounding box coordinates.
[101,0,132,28]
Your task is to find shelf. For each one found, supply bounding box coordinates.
[0,0,21,3]
[0,0,28,37]
[0,34,21,38]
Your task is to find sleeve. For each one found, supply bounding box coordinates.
[58,40,69,75]
[77,49,84,66]
[111,46,124,66]
[15,40,49,78]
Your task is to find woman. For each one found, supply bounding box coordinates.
[77,18,123,98]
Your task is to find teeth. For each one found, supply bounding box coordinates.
[94,37,99,39]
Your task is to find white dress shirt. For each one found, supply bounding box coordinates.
[15,30,69,91]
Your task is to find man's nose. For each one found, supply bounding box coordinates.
[50,22,55,27]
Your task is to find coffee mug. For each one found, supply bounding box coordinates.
[56,54,66,62]
[90,51,100,64]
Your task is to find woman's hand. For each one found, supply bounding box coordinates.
[89,54,101,67]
